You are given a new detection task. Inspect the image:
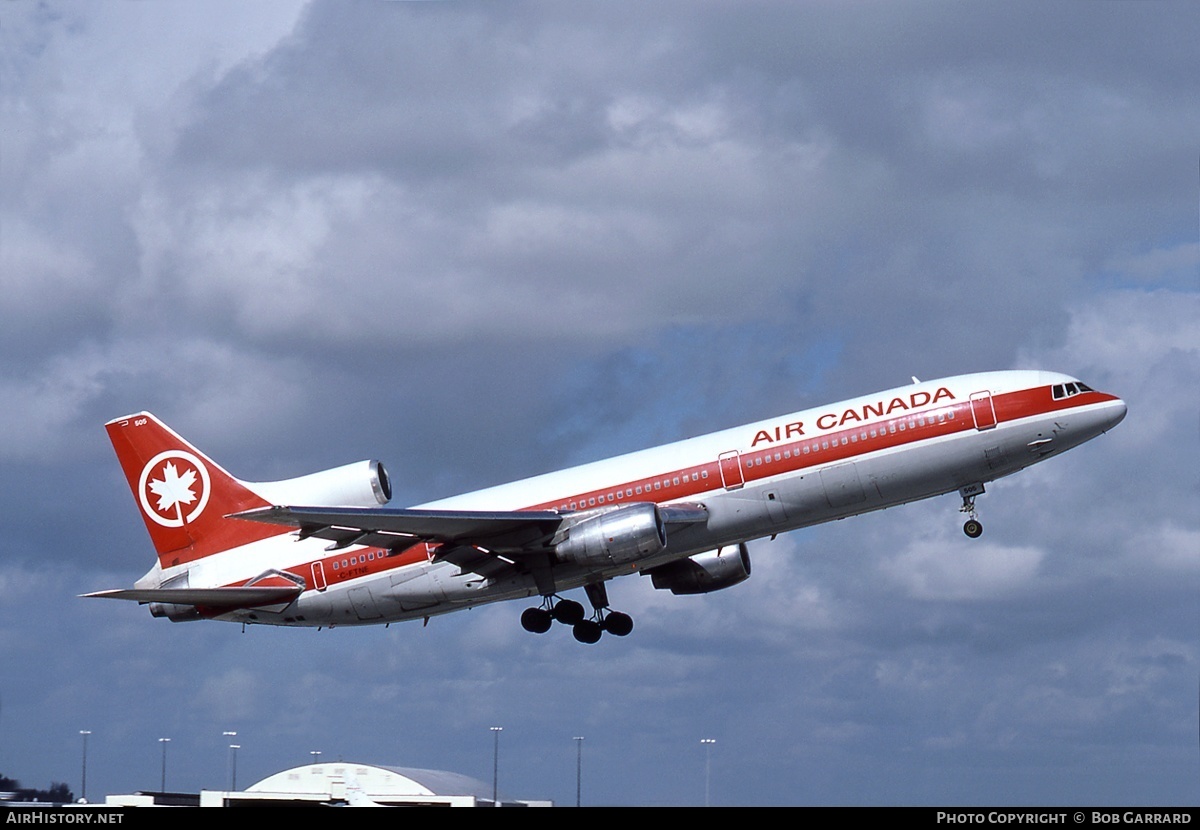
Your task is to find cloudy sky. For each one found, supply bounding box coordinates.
[1,0,1197,807]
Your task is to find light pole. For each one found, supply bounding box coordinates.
[158,738,170,792]
[79,730,91,803]
[222,732,237,791]
[229,744,240,791]
[574,736,584,808]
[490,726,503,805]
[700,738,716,807]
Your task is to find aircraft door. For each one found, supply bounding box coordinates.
[718,451,745,490]
[970,391,997,431]
[311,561,327,592]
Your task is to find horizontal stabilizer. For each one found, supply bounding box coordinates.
[81,586,301,607]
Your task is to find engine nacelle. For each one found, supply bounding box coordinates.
[250,460,392,507]
[555,503,667,567]
[647,544,751,595]
[149,602,203,622]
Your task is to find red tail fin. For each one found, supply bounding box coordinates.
[106,413,285,568]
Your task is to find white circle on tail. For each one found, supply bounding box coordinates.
[138,450,212,528]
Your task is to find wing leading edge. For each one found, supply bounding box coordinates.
[232,505,569,553]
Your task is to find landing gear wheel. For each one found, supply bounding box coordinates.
[602,611,634,637]
[552,599,585,626]
[521,607,552,634]
[573,619,603,644]
[958,485,984,539]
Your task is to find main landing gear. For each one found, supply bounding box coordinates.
[520,582,633,644]
[959,484,985,538]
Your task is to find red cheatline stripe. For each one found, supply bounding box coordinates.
[254,385,1118,593]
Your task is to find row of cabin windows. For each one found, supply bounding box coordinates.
[560,470,710,511]
[332,549,381,570]
[744,408,958,468]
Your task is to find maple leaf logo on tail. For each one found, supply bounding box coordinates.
[149,462,198,525]
[138,450,212,528]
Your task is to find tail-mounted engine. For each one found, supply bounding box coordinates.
[251,460,392,507]
[149,601,202,622]
[555,503,667,567]
[647,544,752,595]
[147,572,200,622]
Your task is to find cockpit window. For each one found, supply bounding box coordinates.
[1052,382,1094,400]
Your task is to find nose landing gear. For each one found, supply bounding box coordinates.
[959,484,985,538]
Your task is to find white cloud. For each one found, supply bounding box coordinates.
[1108,241,1200,286]
[1128,523,1200,574]
[881,534,1046,601]
[0,337,306,462]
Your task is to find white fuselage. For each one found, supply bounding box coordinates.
[151,370,1126,627]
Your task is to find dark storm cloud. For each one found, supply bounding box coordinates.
[118,0,1197,405]
[173,2,612,179]
[1,0,1197,807]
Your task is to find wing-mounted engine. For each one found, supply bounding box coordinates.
[250,460,391,507]
[646,543,751,595]
[555,503,667,567]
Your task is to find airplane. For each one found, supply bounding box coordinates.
[86,370,1126,643]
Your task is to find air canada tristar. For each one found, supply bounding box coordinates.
[87,370,1126,644]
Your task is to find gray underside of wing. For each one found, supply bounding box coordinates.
[231,505,568,554]
[231,502,710,581]
[82,586,302,607]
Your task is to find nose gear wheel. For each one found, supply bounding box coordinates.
[959,484,984,538]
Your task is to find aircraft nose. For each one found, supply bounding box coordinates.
[1105,398,1128,431]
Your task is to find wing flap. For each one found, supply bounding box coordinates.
[232,505,567,553]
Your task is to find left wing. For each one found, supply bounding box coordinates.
[232,502,710,579]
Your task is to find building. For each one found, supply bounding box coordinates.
[104,761,551,807]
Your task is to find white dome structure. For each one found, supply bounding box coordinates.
[234,761,550,807]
